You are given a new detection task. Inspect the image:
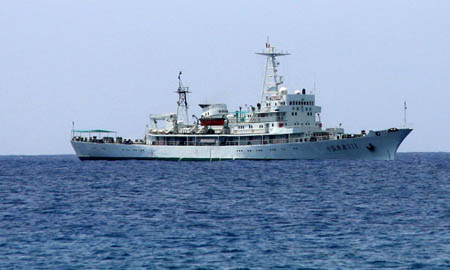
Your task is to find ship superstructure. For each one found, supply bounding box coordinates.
[71,43,412,160]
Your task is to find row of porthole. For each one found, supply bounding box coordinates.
[242,149,264,152]
[291,111,313,115]
[290,101,314,106]
[122,149,145,152]
[292,106,312,111]
[236,145,311,153]
[237,125,265,129]
[237,124,272,129]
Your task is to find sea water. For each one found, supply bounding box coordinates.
[0,153,449,269]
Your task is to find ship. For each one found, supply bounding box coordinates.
[71,42,412,161]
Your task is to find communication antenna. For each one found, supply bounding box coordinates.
[403,101,407,128]
[175,71,191,125]
[313,74,317,94]
[311,77,316,95]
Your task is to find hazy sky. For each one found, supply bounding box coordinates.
[1,1,449,155]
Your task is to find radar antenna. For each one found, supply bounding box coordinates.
[176,71,191,125]
[256,39,290,103]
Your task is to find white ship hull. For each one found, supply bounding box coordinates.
[71,128,411,161]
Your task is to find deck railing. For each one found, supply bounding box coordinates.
[73,135,334,147]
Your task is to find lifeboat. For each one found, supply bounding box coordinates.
[200,118,225,126]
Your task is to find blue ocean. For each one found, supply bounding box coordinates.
[0,153,449,269]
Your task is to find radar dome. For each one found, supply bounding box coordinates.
[279,86,288,95]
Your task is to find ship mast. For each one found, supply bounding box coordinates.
[256,40,290,103]
[175,71,191,125]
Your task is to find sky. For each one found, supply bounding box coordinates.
[0,0,449,155]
